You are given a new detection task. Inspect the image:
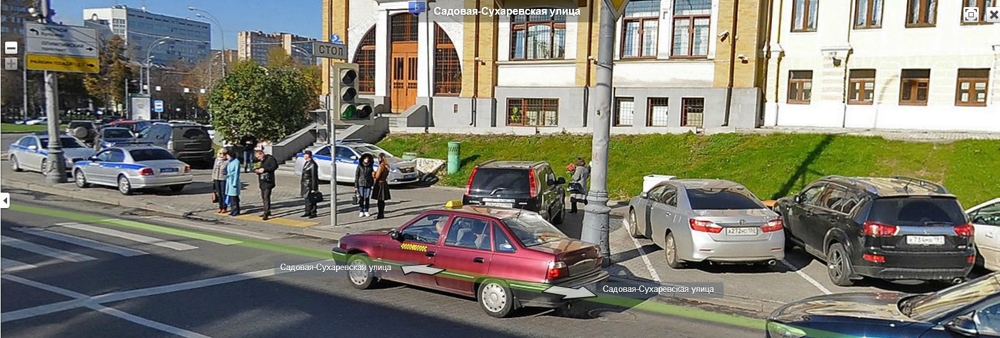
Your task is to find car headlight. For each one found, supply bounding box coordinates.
[766,322,807,338]
[390,167,399,173]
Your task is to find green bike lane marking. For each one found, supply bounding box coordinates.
[9,203,803,332]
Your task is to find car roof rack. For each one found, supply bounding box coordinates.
[822,175,879,195]
[891,175,949,194]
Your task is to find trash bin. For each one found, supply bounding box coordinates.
[402,152,418,161]
[447,141,460,174]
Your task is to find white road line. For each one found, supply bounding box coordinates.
[1,258,39,273]
[2,274,90,298]
[621,217,662,282]
[89,305,210,338]
[0,236,97,262]
[57,222,198,251]
[781,259,832,295]
[151,217,279,240]
[13,227,147,257]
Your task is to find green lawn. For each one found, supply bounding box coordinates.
[1,123,68,133]
[377,133,1000,206]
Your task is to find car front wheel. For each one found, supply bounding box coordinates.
[75,170,89,188]
[10,155,21,171]
[478,279,516,318]
[347,254,377,290]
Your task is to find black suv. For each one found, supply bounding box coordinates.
[136,123,214,167]
[775,176,975,286]
[462,160,567,225]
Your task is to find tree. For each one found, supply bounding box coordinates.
[180,53,225,109]
[208,60,312,144]
[266,47,321,110]
[83,35,134,111]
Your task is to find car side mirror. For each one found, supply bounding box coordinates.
[498,243,515,253]
[943,315,978,337]
[88,156,100,161]
[351,155,358,160]
[135,134,143,138]
[556,177,567,185]
[640,192,648,199]
[27,145,37,150]
[793,195,802,203]
[389,230,402,241]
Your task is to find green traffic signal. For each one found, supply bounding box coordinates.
[341,104,357,119]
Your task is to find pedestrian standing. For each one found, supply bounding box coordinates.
[254,149,279,220]
[212,148,230,214]
[569,157,590,213]
[372,153,392,219]
[354,153,375,218]
[240,133,258,173]
[300,150,320,218]
[225,150,242,216]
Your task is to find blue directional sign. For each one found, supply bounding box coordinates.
[153,100,164,113]
[330,34,343,45]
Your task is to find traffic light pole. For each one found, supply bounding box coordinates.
[328,92,338,228]
[38,0,67,184]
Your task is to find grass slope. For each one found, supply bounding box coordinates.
[1,123,68,133]
[377,133,1000,206]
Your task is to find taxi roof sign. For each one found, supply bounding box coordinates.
[444,200,463,209]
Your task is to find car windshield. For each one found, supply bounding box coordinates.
[104,129,133,138]
[686,188,765,210]
[903,274,1000,321]
[501,213,568,247]
[870,197,967,226]
[40,137,87,148]
[129,148,176,161]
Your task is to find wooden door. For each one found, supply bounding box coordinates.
[390,43,418,113]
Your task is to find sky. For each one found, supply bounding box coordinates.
[50,0,323,50]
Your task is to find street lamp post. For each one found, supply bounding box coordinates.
[188,7,226,76]
[29,0,67,183]
[145,37,171,94]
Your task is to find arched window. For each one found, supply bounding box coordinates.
[434,25,461,95]
[353,28,376,94]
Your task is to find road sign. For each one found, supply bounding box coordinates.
[154,100,164,113]
[963,7,980,23]
[4,41,16,55]
[4,57,17,70]
[987,7,1000,23]
[605,0,630,20]
[25,22,99,58]
[25,54,99,73]
[313,41,347,60]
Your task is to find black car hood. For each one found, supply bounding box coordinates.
[770,292,917,323]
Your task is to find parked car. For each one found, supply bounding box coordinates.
[107,120,164,134]
[461,160,567,225]
[136,122,214,167]
[333,206,608,318]
[968,197,1000,272]
[293,140,419,185]
[627,179,784,268]
[25,117,47,125]
[95,127,136,149]
[203,125,217,140]
[73,145,193,195]
[775,175,976,286]
[8,133,95,174]
[766,271,1000,338]
[66,120,99,145]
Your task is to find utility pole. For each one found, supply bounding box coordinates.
[35,0,67,183]
[22,49,28,121]
[581,0,623,268]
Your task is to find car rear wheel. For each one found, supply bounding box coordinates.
[74,170,89,188]
[664,232,685,269]
[118,175,133,195]
[10,155,21,171]
[827,243,855,286]
[169,184,185,192]
[347,254,377,290]
[478,279,515,318]
[627,209,643,238]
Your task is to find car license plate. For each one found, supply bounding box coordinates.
[160,168,178,173]
[726,227,759,236]
[404,174,416,179]
[906,236,944,245]
[485,202,513,208]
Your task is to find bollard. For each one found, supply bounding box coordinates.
[447,141,460,174]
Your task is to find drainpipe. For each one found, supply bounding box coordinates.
[426,13,433,133]
[840,0,855,128]
[722,0,740,127]
[471,0,481,126]
[582,0,595,127]
[771,0,784,126]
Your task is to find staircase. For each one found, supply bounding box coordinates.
[275,140,326,176]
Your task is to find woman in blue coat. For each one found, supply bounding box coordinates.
[224,149,242,216]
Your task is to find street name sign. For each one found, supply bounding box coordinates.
[313,41,347,60]
[24,22,100,73]
[26,54,99,73]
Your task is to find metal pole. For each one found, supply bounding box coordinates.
[580,0,614,267]
[22,50,28,121]
[124,77,129,119]
[38,0,66,183]
[328,93,337,227]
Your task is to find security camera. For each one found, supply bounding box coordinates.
[737,54,747,60]
[718,30,730,39]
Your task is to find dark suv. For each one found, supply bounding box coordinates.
[775,176,975,286]
[462,160,567,225]
[136,123,214,167]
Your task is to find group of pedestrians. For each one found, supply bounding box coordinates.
[353,152,391,219]
[211,145,279,219]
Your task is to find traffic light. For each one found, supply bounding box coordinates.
[127,80,140,93]
[331,62,373,123]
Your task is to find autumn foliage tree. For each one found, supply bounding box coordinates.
[83,35,134,110]
[208,60,313,144]
[266,47,321,110]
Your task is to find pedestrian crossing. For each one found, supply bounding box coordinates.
[1,222,207,273]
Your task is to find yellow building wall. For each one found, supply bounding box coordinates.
[712,0,767,89]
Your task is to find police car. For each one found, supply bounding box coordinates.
[73,144,193,195]
[293,140,419,185]
[8,133,96,174]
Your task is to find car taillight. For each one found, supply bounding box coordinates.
[546,261,568,280]
[761,218,784,232]
[183,165,191,173]
[465,167,478,195]
[139,168,154,176]
[862,221,898,237]
[528,170,538,198]
[690,219,723,233]
[967,255,976,264]
[863,254,885,263]
[954,224,974,237]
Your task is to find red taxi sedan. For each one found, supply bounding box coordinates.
[332,206,609,317]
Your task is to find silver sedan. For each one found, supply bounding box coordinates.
[293,141,419,185]
[8,133,96,174]
[625,178,785,268]
[73,145,194,195]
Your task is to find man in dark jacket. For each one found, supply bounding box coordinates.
[300,150,320,218]
[240,133,258,173]
[254,149,279,220]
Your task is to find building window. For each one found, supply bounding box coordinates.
[621,0,660,58]
[680,98,704,127]
[787,70,813,104]
[510,10,566,60]
[671,0,711,58]
[906,0,937,27]
[899,69,931,106]
[848,69,876,105]
[434,25,461,96]
[647,98,670,126]
[855,0,883,28]
[391,14,418,42]
[614,97,635,126]
[955,68,990,106]
[507,98,558,126]
[353,28,376,94]
[963,0,996,24]
[792,0,818,31]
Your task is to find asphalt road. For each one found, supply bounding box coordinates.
[1,191,764,338]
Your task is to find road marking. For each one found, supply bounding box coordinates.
[150,217,279,240]
[102,218,243,245]
[0,236,97,262]
[233,214,316,228]
[781,259,832,295]
[621,217,661,282]
[12,227,147,257]
[90,305,210,338]
[1,258,39,272]
[57,222,198,251]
